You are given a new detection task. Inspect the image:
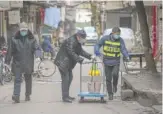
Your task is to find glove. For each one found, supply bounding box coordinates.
[91,55,96,61]
[35,50,43,58]
[95,51,101,56]
[126,56,131,62]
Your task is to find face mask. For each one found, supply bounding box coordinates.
[20,31,28,36]
[78,38,86,44]
[113,34,120,39]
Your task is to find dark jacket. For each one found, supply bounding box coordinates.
[5,30,39,75]
[54,35,92,72]
[41,37,52,52]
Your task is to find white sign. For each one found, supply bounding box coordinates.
[0,1,10,10]
[10,1,23,8]
[8,10,20,24]
[65,8,76,21]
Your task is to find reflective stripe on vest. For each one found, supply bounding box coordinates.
[105,41,120,46]
[103,52,120,57]
[103,46,120,52]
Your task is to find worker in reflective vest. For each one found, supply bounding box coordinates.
[94,27,130,100]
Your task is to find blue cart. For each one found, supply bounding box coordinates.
[78,60,106,103]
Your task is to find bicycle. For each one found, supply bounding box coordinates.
[0,50,12,85]
[33,51,57,78]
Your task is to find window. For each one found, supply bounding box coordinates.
[120,17,132,28]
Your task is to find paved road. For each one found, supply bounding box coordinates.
[0,46,154,114]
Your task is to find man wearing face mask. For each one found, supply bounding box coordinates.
[94,27,130,100]
[5,22,41,103]
[54,30,96,103]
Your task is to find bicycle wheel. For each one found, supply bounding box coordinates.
[38,59,56,77]
[3,64,12,82]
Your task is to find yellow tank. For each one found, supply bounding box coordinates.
[89,69,100,76]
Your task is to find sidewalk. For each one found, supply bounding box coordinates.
[122,71,162,110]
[0,81,155,114]
[0,63,156,114]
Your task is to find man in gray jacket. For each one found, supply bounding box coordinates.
[5,22,41,103]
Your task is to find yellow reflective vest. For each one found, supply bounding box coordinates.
[103,40,121,59]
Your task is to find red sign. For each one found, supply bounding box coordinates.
[152,5,157,57]
[40,8,45,23]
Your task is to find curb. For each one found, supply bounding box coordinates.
[122,75,162,106]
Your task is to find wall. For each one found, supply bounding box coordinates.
[76,9,91,23]
[104,1,124,10]
[157,6,162,47]
[106,12,135,30]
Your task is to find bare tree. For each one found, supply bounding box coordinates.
[135,1,157,73]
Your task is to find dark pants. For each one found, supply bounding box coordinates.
[13,73,32,96]
[104,65,119,95]
[59,69,73,99]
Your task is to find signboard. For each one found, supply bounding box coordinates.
[10,1,23,8]
[0,1,10,11]
[8,10,20,24]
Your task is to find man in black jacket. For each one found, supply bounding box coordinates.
[5,22,41,103]
[54,30,95,103]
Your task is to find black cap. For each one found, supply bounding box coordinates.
[112,27,121,33]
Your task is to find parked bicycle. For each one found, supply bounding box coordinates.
[0,48,12,85]
[32,50,57,78]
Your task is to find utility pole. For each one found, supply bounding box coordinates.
[90,1,101,39]
[60,6,65,22]
[65,1,76,37]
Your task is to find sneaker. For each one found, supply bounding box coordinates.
[62,98,72,103]
[12,95,20,103]
[108,94,113,100]
[25,96,30,101]
[68,96,75,101]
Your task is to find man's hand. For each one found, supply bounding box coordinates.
[126,56,131,62]
[95,51,101,56]
[79,58,84,64]
[91,55,96,61]
[35,50,42,58]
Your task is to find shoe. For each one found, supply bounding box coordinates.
[113,86,117,93]
[108,94,113,100]
[12,95,20,103]
[25,96,30,101]
[62,98,72,103]
[68,96,75,101]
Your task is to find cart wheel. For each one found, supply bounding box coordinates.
[100,97,105,103]
[79,97,84,103]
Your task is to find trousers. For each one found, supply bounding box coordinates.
[13,73,32,96]
[59,69,73,99]
[104,64,119,94]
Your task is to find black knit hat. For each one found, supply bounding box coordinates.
[76,30,87,39]
[112,27,121,33]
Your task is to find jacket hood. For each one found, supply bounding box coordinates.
[14,30,34,39]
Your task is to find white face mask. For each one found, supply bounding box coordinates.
[78,38,86,44]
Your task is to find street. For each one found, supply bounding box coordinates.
[0,46,154,114]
